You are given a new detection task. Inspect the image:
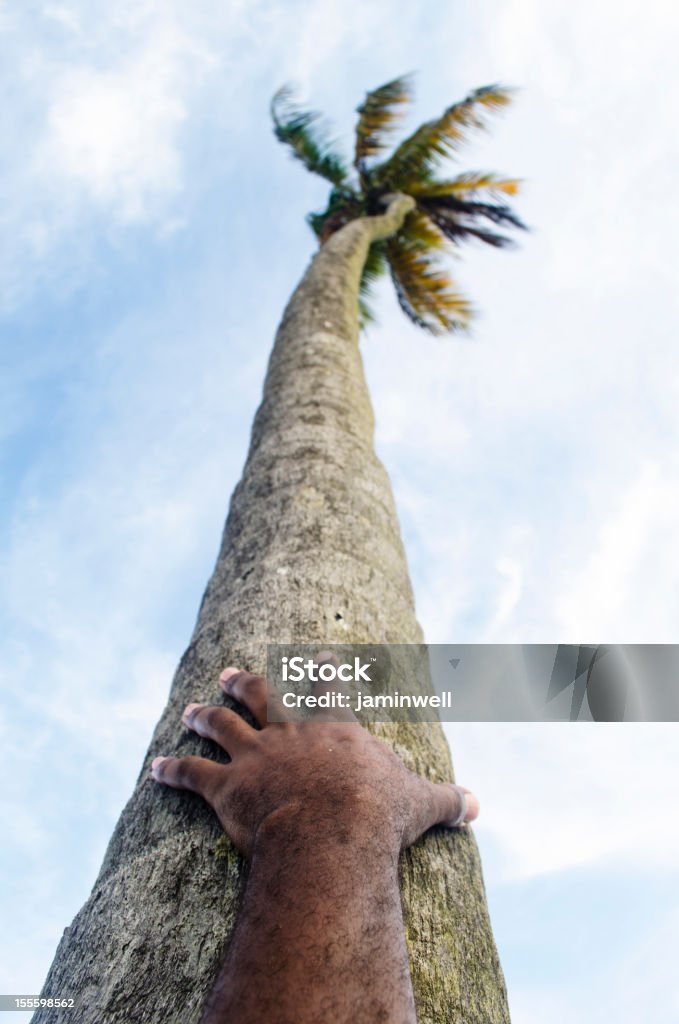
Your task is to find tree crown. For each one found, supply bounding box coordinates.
[272,74,525,334]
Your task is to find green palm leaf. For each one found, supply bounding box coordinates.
[354,74,413,170]
[375,85,513,188]
[271,86,348,187]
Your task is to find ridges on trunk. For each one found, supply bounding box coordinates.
[35,197,510,1024]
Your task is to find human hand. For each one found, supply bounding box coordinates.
[151,666,478,858]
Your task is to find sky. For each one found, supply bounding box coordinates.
[1,0,679,1021]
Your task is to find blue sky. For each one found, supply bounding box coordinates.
[1,1,679,1021]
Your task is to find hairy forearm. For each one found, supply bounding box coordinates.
[201,805,416,1024]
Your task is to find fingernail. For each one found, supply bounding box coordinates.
[151,756,167,777]
[219,667,240,683]
[182,702,202,723]
[464,791,480,822]
[447,784,480,827]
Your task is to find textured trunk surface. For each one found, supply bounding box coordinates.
[36,201,510,1024]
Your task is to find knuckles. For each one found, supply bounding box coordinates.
[195,705,222,732]
[186,704,232,738]
[170,757,192,786]
[236,673,267,698]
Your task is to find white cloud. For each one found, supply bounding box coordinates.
[0,3,223,308]
[42,3,83,35]
[444,722,679,880]
[38,28,199,222]
[557,462,679,642]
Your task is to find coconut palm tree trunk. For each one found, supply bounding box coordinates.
[35,196,510,1024]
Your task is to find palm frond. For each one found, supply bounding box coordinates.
[271,86,348,187]
[407,171,521,199]
[418,193,526,249]
[397,208,448,251]
[354,74,413,170]
[358,241,388,328]
[386,217,473,334]
[375,85,514,187]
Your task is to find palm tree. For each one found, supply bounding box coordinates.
[36,77,523,1024]
[272,74,523,331]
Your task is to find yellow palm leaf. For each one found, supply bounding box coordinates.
[354,74,414,167]
[386,229,473,334]
[376,85,514,185]
[407,172,522,199]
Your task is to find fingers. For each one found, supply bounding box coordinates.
[411,781,480,840]
[219,667,268,724]
[219,666,295,725]
[182,702,257,755]
[436,783,480,828]
[151,754,226,800]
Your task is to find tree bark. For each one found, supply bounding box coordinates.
[35,197,510,1024]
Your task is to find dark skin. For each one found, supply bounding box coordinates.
[151,666,479,1024]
